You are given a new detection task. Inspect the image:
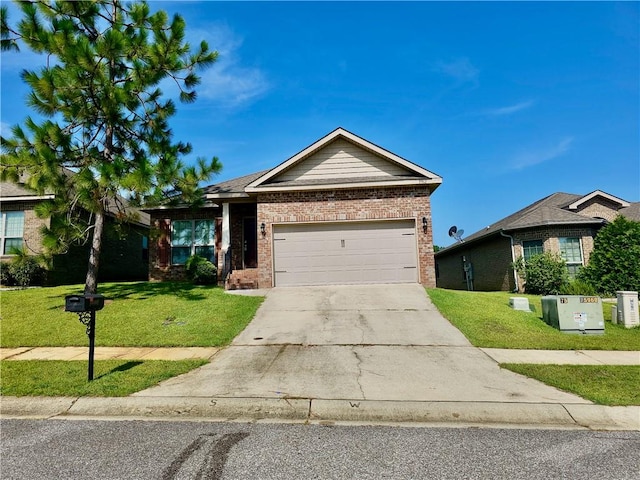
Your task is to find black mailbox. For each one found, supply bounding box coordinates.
[65,294,105,312]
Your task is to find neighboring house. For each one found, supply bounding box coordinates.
[146,127,443,289]
[0,180,150,285]
[435,190,640,292]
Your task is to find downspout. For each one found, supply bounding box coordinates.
[500,230,519,292]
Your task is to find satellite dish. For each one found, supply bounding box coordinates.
[448,225,464,242]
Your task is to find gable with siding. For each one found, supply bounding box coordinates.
[272,138,417,183]
[246,127,442,192]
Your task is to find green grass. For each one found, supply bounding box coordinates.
[502,364,640,406]
[427,289,640,350]
[0,359,207,397]
[0,282,264,347]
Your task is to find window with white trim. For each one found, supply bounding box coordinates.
[171,219,215,265]
[559,237,583,277]
[1,211,25,255]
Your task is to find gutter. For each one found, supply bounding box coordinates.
[1,194,55,201]
[499,230,519,292]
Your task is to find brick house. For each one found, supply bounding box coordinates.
[0,181,150,285]
[435,190,640,292]
[146,128,443,289]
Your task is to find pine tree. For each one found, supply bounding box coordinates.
[1,0,221,293]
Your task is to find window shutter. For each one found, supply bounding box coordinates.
[157,219,171,267]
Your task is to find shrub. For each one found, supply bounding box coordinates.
[0,262,15,286]
[561,278,597,296]
[185,255,217,285]
[513,252,569,295]
[579,216,640,296]
[6,255,46,287]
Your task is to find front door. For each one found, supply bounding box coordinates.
[242,217,258,268]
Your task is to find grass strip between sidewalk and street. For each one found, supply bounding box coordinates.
[501,364,640,406]
[0,282,264,347]
[0,359,207,397]
[427,288,640,350]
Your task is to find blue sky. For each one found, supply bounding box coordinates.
[1,1,638,247]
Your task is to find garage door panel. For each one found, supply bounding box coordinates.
[273,221,418,286]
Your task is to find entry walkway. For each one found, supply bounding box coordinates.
[1,346,638,364]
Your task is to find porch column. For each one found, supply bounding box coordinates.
[222,203,230,251]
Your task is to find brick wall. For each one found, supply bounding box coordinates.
[435,234,515,291]
[512,225,598,268]
[49,220,149,285]
[0,202,49,260]
[574,198,621,222]
[148,207,220,282]
[437,225,601,292]
[256,186,435,288]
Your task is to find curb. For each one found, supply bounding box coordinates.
[2,396,638,431]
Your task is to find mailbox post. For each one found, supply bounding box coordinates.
[65,294,105,381]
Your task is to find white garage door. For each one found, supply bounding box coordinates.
[273,220,418,287]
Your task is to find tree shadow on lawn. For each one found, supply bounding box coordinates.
[94,361,143,380]
[47,281,218,303]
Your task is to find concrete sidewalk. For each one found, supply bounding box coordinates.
[2,354,639,431]
[2,346,639,364]
[2,395,639,432]
[481,348,640,365]
[2,284,638,430]
[0,347,219,361]
[2,347,639,430]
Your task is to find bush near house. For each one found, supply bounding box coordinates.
[579,216,640,295]
[0,251,47,287]
[513,252,569,295]
[185,255,218,285]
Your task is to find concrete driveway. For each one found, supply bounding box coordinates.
[135,284,588,404]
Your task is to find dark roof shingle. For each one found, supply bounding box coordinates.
[202,170,269,196]
[437,192,629,253]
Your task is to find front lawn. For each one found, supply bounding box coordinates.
[0,359,207,396]
[427,289,640,350]
[502,364,640,406]
[0,282,264,347]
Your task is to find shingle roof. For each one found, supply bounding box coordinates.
[202,170,270,196]
[437,192,620,253]
[0,181,149,227]
[619,203,640,222]
[0,181,47,198]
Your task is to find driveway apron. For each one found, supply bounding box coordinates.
[134,284,589,404]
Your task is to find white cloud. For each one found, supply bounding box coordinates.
[483,100,535,117]
[511,137,574,170]
[1,16,269,111]
[433,57,479,85]
[190,24,270,108]
[0,122,12,137]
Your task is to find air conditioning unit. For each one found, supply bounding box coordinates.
[541,295,604,334]
[616,291,639,328]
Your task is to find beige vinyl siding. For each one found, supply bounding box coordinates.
[276,139,414,182]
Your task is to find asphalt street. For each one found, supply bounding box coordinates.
[2,419,639,480]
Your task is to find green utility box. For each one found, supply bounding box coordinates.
[541,295,604,334]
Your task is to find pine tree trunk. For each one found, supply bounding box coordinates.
[84,211,105,295]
